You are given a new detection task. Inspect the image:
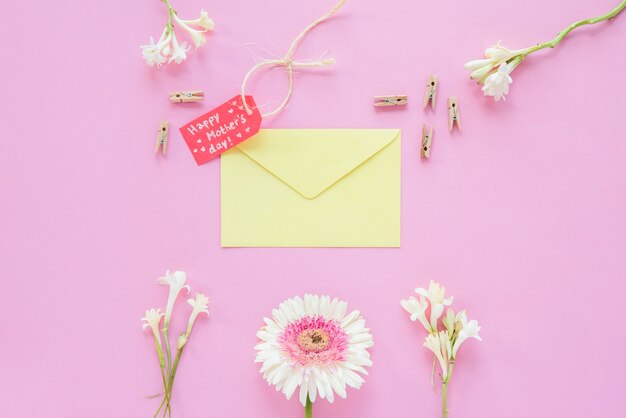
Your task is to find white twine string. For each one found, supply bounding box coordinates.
[240,0,347,117]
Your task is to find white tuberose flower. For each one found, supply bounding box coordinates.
[141,30,171,68]
[415,280,453,330]
[464,58,497,82]
[173,14,208,48]
[186,293,210,334]
[255,295,374,406]
[169,32,190,64]
[182,9,215,31]
[177,293,210,350]
[484,41,522,62]
[158,270,190,326]
[482,63,513,101]
[452,316,482,358]
[141,308,165,343]
[142,308,166,367]
[142,5,215,67]
[400,295,432,333]
[424,331,452,380]
[442,308,458,334]
[464,41,522,81]
[464,40,527,101]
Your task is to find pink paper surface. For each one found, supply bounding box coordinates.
[1,0,625,417]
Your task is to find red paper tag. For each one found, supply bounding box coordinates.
[180,95,262,165]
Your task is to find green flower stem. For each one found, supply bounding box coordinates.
[160,325,173,418]
[162,326,172,373]
[153,368,171,418]
[305,396,313,418]
[442,362,455,418]
[154,396,167,418]
[168,348,183,393]
[519,0,626,59]
[153,338,166,370]
[151,335,170,418]
[152,366,170,418]
[162,0,176,31]
[162,346,185,418]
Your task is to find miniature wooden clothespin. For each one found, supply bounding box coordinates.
[448,97,461,131]
[169,91,204,103]
[155,120,169,155]
[421,125,433,158]
[423,75,438,109]
[374,95,408,107]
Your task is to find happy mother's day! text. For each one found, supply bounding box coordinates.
[180,95,262,165]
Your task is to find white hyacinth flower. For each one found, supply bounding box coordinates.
[401,295,432,333]
[157,270,190,326]
[415,280,453,330]
[452,316,482,358]
[482,63,514,101]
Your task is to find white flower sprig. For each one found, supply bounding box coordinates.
[465,1,626,101]
[142,308,166,368]
[401,281,481,418]
[141,0,215,67]
[142,271,210,418]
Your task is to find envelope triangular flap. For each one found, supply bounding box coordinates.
[235,129,400,199]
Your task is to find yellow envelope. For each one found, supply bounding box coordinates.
[221,129,401,247]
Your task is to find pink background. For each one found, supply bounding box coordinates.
[2,0,625,417]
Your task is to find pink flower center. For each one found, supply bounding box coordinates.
[298,329,330,352]
[279,316,349,366]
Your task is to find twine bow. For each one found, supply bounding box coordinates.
[241,0,347,117]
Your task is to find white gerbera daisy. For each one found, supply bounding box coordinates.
[255,294,374,409]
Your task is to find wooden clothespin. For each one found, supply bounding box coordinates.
[448,97,461,131]
[169,91,204,103]
[374,95,408,107]
[423,75,438,109]
[421,125,433,158]
[155,120,169,155]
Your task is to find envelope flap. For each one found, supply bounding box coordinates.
[235,129,400,199]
